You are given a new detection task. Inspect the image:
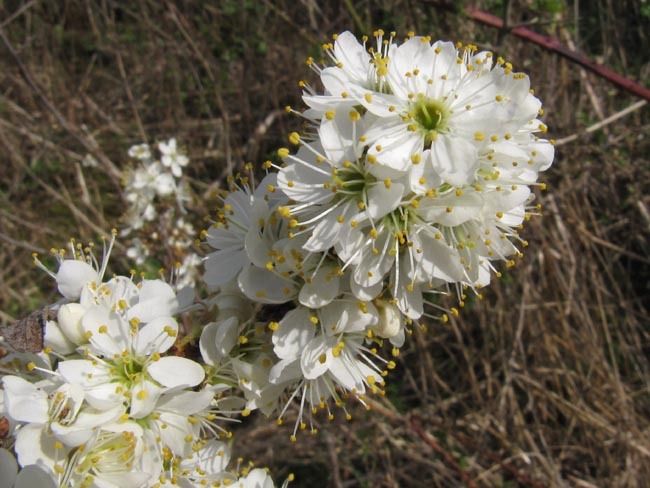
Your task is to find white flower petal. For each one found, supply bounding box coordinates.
[319,109,362,163]
[56,260,99,299]
[14,464,57,488]
[147,356,205,388]
[237,468,275,488]
[157,411,193,457]
[328,355,364,392]
[128,280,178,323]
[14,424,59,473]
[199,317,238,365]
[82,305,126,356]
[419,189,484,227]
[273,307,315,360]
[428,134,478,187]
[44,320,76,355]
[57,303,87,345]
[198,322,219,366]
[2,376,48,424]
[350,275,383,301]
[415,229,465,283]
[299,265,341,308]
[158,388,215,415]
[322,299,378,336]
[183,439,230,476]
[130,378,163,419]
[204,248,248,287]
[134,316,178,356]
[52,405,123,446]
[238,265,297,304]
[366,181,405,220]
[206,227,242,250]
[269,358,302,385]
[333,31,371,84]
[244,225,271,268]
[300,336,333,380]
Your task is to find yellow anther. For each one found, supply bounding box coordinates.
[288,132,301,145]
[325,110,335,120]
[277,147,290,158]
[383,178,392,189]
[348,109,360,121]
[474,131,485,141]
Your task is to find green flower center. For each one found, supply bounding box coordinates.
[111,355,146,387]
[332,160,375,202]
[383,205,420,245]
[411,96,450,145]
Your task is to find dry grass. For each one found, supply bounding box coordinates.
[0,1,648,486]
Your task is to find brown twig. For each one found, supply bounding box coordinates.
[427,1,650,101]
[461,6,650,101]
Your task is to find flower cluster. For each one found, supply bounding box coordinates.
[122,139,190,232]
[122,140,200,288]
[202,30,553,438]
[1,237,288,487]
[1,30,553,486]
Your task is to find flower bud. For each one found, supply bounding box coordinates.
[375,302,402,339]
[57,303,87,345]
[44,320,76,354]
[56,260,98,299]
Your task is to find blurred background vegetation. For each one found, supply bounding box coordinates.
[0,0,648,486]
